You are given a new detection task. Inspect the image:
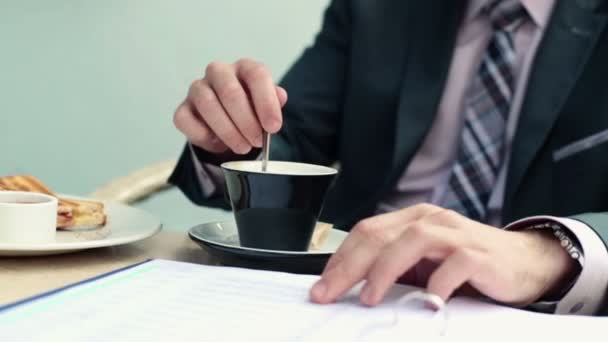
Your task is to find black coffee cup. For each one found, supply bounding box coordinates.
[221,160,338,251]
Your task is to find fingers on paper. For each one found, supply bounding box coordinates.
[311,242,376,304]
[324,205,444,273]
[361,225,459,306]
[426,248,485,302]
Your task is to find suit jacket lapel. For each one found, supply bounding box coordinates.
[388,1,465,185]
[504,1,608,215]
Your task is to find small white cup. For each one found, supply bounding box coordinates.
[0,191,58,244]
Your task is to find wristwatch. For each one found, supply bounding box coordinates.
[523,221,584,266]
[505,219,583,313]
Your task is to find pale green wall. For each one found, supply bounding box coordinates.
[0,0,329,229]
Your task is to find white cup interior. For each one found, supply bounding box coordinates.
[0,191,56,206]
[222,160,338,176]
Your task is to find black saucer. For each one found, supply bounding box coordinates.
[188,221,347,275]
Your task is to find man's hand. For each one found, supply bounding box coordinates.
[174,59,288,155]
[310,204,575,307]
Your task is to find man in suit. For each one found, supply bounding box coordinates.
[170,0,608,315]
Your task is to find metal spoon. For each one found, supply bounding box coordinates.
[261,132,270,172]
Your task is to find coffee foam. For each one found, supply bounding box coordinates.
[222,161,337,176]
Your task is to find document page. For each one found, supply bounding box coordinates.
[2,259,604,341]
[0,260,441,341]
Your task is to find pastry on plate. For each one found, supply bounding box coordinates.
[0,175,107,230]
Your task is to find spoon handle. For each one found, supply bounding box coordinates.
[262,132,270,172]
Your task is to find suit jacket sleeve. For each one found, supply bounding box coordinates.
[169,0,352,207]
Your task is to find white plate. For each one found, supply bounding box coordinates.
[0,197,162,256]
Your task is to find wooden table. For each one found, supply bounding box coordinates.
[0,231,212,306]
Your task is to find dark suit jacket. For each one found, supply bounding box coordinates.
[170,0,608,287]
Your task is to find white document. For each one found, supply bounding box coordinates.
[0,259,604,341]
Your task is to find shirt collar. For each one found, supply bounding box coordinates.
[464,0,556,28]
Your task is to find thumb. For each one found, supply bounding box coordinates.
[275,86,288,107]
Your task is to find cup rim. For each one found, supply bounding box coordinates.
[221,160,338,176]
[0,191,58,207]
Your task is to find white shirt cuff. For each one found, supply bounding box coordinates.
[188,143,225,198]
[505,216,608,315]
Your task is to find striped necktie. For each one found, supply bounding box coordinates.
[440,0,528,222]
